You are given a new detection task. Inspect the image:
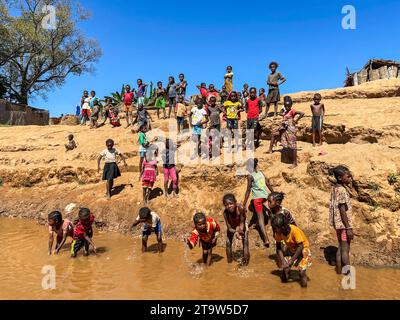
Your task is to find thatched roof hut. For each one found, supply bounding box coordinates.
[344,59,400,87]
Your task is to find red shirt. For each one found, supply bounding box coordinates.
[73,214,95,240]
[246,98,261,119]
[226,208,242,230]
[187,217,220,246]
[200,88,208,98]
[284,108,297,119]
[123,92,134,105]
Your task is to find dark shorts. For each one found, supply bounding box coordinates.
[200,239,217,250]
[209,124,221,132]
[102,162,121,180]
[227,119,238,130]
[312,116,323,132]
[247,118,260,130]
[71,231,92,255]
[142,221,162,237]
[177,116,185,125]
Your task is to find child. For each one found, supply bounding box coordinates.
[138,124,150,178]
[176,73,188,100]
[242,83,249,98]
[207,96,223,158]
[166,76,178,118]
[224,66,234,93]
[131,207,163,253]
[90,99,100,129]
[154,81,167,120]
[123,84,135,128]
[132,104,152,131]
[65,134,77,152]
[242,91,249,106]
[223,194,250,265]
[267,96,304,169]
[223,91,243,152]
[162,138,179,198]
[196,83,208,105]
[266,62,286,117]
[243,158,274,248]
[136,79,147,108]
[310,93,325,146]
[189,97,209,158]
[245,87,263,149]
[97,139,128,199]
[71,207,96,258]
[48,211,74,255]
[266,192,297,236]
[108,99,121,128]
[140,150,158,205]
[175,96,189,134]
[184,212,221,266]
[220,86,229,105]
[272,214,312,287]
[81,90,91,125]
[328,165,354,275]
[207,84,219,103]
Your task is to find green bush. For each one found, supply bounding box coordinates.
[388,173,398,185]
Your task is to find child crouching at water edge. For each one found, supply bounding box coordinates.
[131,207,163,253]
[329,165,354,275]
[97,139,128,199]
[223,194,250,266]
[48,211,74,255]
[184,213,220,266]
[71,208,96,258]
[272,214,312,288]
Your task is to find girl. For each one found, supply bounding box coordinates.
[154,81,167,120]
[166,76,177,118]
[162,138,178,198]
[266,61,286,117]
[131,207,163,253]
[224,66,234,93]
[267,96,304,169]
[184,212,221,266]
[138,124,150,178]
[80,90,91,125]
[258,88,266,118]
[140,149,158,205]
[104,98,121,127]
[136,79,147,108]
[97,139,128,199]
[48,211,74,255]
[223,194,250,265]
[243,158,274,248]
[266,192,297,236]
[223,91,243,152]
[329,165,354,274]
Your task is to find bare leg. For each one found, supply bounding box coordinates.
[289,148,298,169]
[142,235,148,253]
[243,232,250,266]
[312,131,316,147]
[341,240,351,269]
[300,270,308,287]
[206,249,213,266]
[164,180,169,198]
[106,179,113,199]
[273,102,278,117]
[157,232,163,253]
[265,103,270,117]
[226,233,234,263]
[139,157,144,181]
[319,131,323,146]
[125,112,130,127]
[336,241,342,274]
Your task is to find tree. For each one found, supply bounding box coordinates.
[0,0,102,104]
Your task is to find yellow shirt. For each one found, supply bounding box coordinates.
[176,103,188,118]
[224,101,241,120]
[274,225,309,254]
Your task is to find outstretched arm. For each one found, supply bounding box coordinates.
[265,175,274,193]
[55,229,69,254]
[97,155,102,173]
[48,230,54,255]
[243,175,253,207]
[294,111,305,124]
[84,233,97,253]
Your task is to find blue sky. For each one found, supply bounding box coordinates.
[34,0,400,116]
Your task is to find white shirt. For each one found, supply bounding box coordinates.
[100,148,120,163]
[136,212,160,230]
[191,107,207,126]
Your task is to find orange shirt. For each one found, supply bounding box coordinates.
[274,224,309,254]
[187,217,220,246]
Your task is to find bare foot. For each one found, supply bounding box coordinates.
[300,271,308,288]
[289,164,298,169]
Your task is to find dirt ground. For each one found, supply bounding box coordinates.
[1,79,400,266]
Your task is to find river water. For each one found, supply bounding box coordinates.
[0,217,399,300]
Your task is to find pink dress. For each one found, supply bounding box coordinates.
[142,160,157,186]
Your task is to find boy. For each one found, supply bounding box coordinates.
[196,83,208,105]
[176,73,188,100]
[132,104,153,131]
[131,207,163,253]
[123,84,135,128]
[90,99,100,129]
[223,194,250,265]
[184,212,221,266]
[166,76,178,118]
[65,134,77,152]
[207,84,219,103]
[245,87,263,149]
[223,91,243,152]
[220,86,229,104]
[310,93,325,146]
[224,66,234,93]
[48,211,74,255]
[71,208,96,258]
[175,96,189,134]
[189,98,209,158]
[207,96,223,158]
[266,62,286,117]
[242,83,249,97]
[136,79,147,108]
[272,214,312,288]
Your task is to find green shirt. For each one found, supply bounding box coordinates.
[138,132,148,152]
[251,171,269,200]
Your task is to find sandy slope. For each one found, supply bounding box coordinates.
[1,79,400,266]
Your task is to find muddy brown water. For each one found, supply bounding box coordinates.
[1,217,399,300]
